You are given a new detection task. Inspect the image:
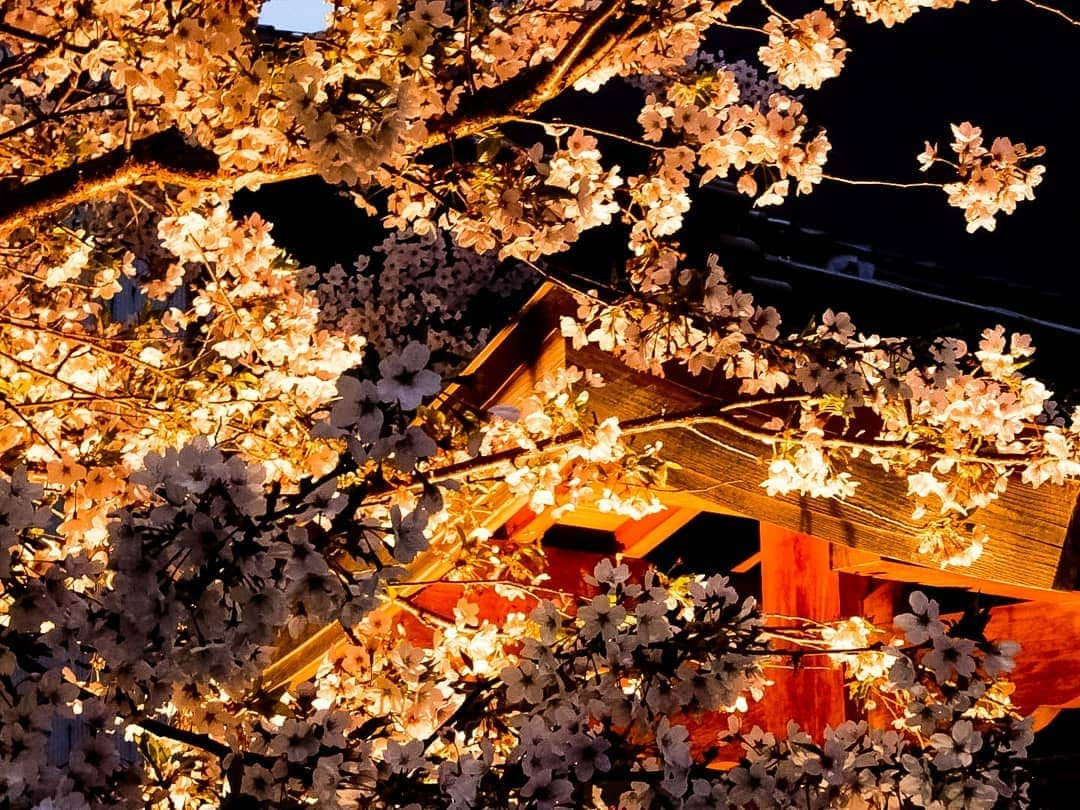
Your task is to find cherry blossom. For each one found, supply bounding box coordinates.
[0,0,1069,804]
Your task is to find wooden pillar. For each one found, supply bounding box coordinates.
[759,523,850,740]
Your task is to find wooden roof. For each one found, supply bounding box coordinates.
[264,281,1080,697]
[456,283,1080,599]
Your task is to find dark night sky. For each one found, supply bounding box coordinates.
[777,1,1075,294]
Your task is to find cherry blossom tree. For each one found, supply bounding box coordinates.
[0,0,1075,806]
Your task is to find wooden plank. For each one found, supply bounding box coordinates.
[555,504,626,533]
[730,551,762,574]
[566,334,1080,596]
[262,622,346,693]
[830,549,1080,716]
[449,282,567,412]
[977,600,1080,713]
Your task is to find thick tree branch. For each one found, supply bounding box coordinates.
[0,130,213,235]
[1,3,689,234]
[0,130,312,236]
[0,21,91,54]
[533,0,627,100]
[423,0,640,144]
[0,2,652,234]
[136,716,232,759]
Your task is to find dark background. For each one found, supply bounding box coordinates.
[782,1,1074,290]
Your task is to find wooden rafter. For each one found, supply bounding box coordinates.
[614,505,698,558]
[830,546,1080,605]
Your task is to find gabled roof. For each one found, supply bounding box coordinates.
[264,281,1080,695]
[475,283,1080,596]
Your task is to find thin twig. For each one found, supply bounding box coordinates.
[123,87,136,153]
[715,21,769,35]
[1022,0,1080,25]
[463,0,478,93]
[507,116,664,151]
[390,577,575,598]
[0,391,61,459]
[0,21,91,54]
[823,174,942,190]
[757,0,791,22]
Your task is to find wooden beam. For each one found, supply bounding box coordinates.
[555,504,626,533]
[464,286,1080,597]
[437,282,567,412]
[565,331,1080,596]
[730,551,762,574]
[503,502,557,545]
[830,546,1080,605]
[832,548,1080,717]
[762,524,842,620]
[615,506,698,558]
[977,600,1080,713]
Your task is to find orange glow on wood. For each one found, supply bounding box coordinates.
[759,523,850,740]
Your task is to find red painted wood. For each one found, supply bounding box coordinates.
[406,547,650,624]
[977,600,1080,713]
[759,523,850,741]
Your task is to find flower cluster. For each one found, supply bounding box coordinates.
[566,250,1080,566]
[480,366,669,521]
[920,122,1046,232]
[765,416,860,500]
[830,0,969,28]
[637,74,831,214]
[0,416,1042,810]
[0,199,365,559]
[759,10,848,90]
[0,1,1069,805]
[384,129,623,263]
[314,229,533,361]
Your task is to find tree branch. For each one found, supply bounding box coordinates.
[135,716,232,759]
[0,3,645,233]
[5,636,232,758]
[0,21,91,54]
[0,129,312,236]
[1022,0,1080,25]
[418,405,1030,491]
[533,0,627,100]
[422,0,639,145]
